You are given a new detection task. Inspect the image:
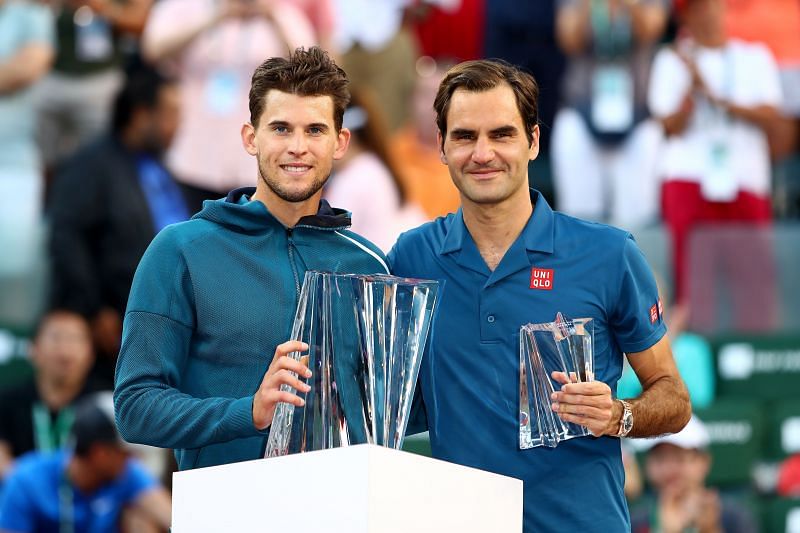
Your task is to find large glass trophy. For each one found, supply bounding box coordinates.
[519,313,594,449]
[265,271,439,457]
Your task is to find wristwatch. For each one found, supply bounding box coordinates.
[615,400,633,437]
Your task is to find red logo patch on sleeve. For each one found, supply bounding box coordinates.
[530,268,554,290]
[649,304,658,324]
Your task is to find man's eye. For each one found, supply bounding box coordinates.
[273,126,289,134]
[308,127,323,135]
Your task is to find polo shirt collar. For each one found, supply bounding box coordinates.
[438,189,555,256]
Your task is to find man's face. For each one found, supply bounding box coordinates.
[30,313,93,388]
[89,444,129,483]
[242,90,350,204]
[439,84,539,208]
[141,84,181,154]
[646,444,710,492]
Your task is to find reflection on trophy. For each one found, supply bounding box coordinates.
[519,313,594,449]
[265,271,439,457]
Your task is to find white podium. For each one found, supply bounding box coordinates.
[172,444,523,532]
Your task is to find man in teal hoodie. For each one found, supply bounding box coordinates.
[113,47,389,471]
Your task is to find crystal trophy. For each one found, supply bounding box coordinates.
[519,313,594,449]
[265,271,439,457]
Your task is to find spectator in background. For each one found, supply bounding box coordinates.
[332,0,428,133]
[483,0,565,205]
[0,0,54,277]
[141,0,315,213]
[285,0,335,52]
[35,0,153,172]
[0,392,171,532]
[553,0,666,228]
[0,310,95,480]
[631,416,758,533]
[413,0,484,62]
[724,0,800,217]
[48,67,185,387]
[324,88,426,252]
[648,0,781,326]
[390,58,461,220]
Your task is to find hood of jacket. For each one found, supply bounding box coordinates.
[192,187,352,233]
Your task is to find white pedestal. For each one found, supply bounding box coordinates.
[172,444,522,532]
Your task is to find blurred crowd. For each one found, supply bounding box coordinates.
[1,0,800,529]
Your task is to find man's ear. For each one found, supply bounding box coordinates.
[528,124,540,161]
[437,130,447,165]
[241,122,257,156]
[333,127,352,160]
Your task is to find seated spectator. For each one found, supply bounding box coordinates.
[631,416,758,533]
[0,0,54,276]
[0,391,171,531]
[324,88,426,252]
[0,310,96,481]
[389,59,461,220]
[552,0,666,228]
[48,66,187,387]
[648,0,782,325]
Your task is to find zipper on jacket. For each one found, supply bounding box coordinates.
[286,228,301,298]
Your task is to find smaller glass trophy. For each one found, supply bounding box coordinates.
[519,313,594,449]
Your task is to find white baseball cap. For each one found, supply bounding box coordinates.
[629,415,710,452]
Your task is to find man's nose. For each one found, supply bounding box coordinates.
[288,131,309,155]
[471,136,494,164]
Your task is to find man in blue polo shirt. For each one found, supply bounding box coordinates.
[389,59,691,532]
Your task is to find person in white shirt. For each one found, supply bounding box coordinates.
[648,0,782,330]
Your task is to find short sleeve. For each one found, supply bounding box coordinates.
[610,235,666,354]
[120,458,158,502]
[0,467,37,531]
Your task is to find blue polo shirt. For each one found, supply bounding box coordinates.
[389,190,665,533]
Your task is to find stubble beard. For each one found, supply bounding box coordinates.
[257,156,329,203]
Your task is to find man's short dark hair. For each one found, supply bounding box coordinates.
[111,66,173,134]
[248,46,350,130]
[433,59,539,148]
[71,392,122,457]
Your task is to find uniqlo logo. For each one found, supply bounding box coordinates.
[650,304,658,324]
[530,268,553,290]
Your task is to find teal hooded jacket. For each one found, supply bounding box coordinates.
[113,188,389,470]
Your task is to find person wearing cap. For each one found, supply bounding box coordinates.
[0,392,171,532]
[631,416,757,533]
